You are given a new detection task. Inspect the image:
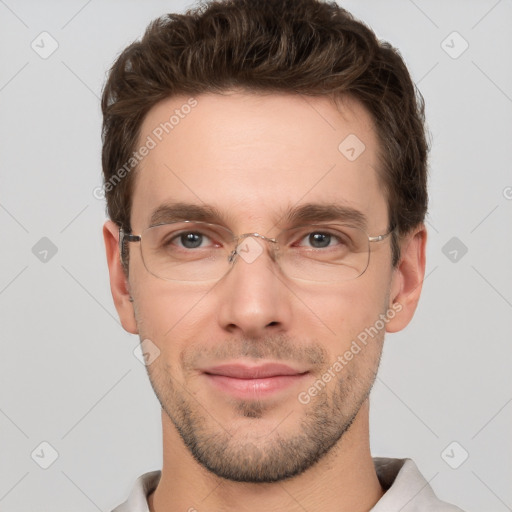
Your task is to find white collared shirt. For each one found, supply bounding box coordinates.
[111,457,465,512]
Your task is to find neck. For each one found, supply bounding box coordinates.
[148,401,383,512]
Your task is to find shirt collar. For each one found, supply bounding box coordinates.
[112,458,463,512]
[371,458,463,511]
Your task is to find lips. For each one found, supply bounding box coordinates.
[201,362,309,399]
[204,363,306,379]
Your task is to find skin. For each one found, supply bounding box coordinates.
[104,91,426,512]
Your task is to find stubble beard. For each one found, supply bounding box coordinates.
[143,334,383,483]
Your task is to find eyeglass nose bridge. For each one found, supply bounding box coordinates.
[227,232,279,264]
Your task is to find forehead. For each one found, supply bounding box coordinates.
[131,91,387,232]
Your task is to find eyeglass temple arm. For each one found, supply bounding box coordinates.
[118,228,141,263]
[369,228,395,243]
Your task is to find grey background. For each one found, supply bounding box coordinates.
[0,0,511,510]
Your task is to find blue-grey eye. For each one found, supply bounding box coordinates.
[180,232,204,248]
[308,232,332,248]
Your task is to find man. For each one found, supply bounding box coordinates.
[101,0,464,510]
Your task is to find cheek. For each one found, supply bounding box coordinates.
[297,282,388,348]
[131,278,214,348]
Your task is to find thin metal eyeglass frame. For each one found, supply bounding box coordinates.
[119,221,393,281]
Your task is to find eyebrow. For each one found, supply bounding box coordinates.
[148,201,367,231]
[282,203,368,230]
[149,202,226,226]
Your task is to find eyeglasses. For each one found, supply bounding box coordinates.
[119,221,393,283]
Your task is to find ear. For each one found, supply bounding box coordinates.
[103,220,138,334]
[386,224,427,333]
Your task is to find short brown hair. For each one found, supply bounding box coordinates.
[101,0,428,265]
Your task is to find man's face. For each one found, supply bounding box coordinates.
[126,92,397,482]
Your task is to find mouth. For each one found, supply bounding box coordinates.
[201,362,309,399]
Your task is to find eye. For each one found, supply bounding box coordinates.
[172,231,212,249]
[306,232,334,248]
[150,222,233,254]
[297,231,342,249]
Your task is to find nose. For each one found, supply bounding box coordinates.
[215,235,293,338]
